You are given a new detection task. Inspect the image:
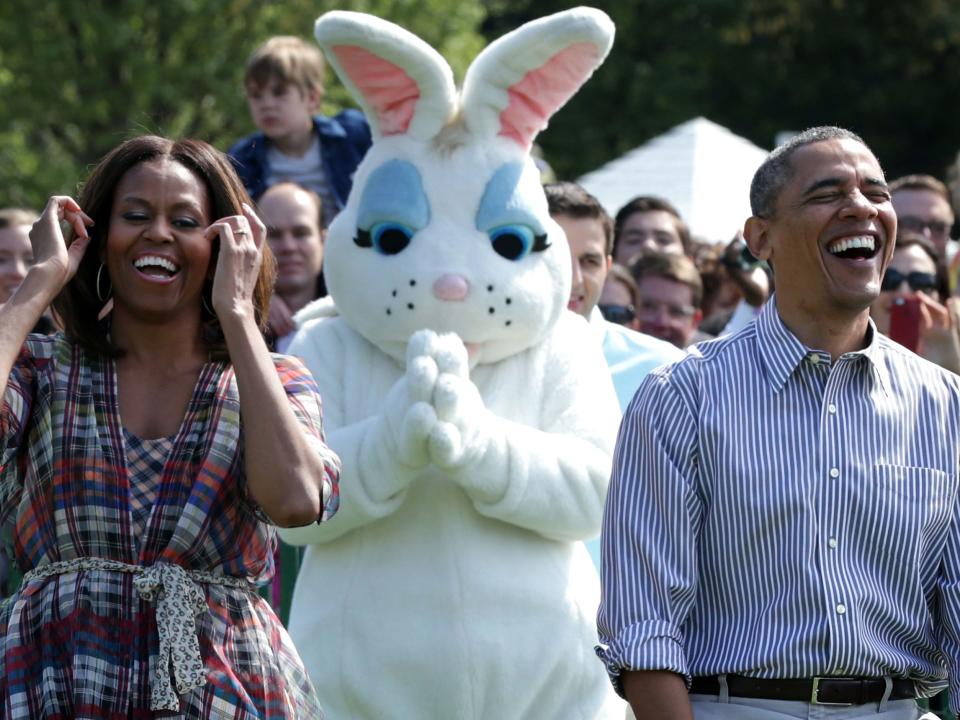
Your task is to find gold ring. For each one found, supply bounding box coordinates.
[235,228,249,237]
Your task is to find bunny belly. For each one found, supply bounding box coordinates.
[288,479,618,720]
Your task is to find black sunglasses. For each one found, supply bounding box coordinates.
[599,303,635,325]
[880,269,938,293]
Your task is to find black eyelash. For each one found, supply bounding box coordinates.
[354,228,372,248]
[532,234,550,252]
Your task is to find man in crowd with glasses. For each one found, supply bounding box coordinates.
[598,126,960,719]
[630,250,710,348]
[890,174,955,261]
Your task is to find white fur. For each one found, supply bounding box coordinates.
[281,8,623,719]
[324,135,569,366]
[461,8,614,143]
[283,316,622,718]
[315,11,456,140]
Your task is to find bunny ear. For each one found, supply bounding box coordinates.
[461,7,614,151]
[314,11,457,140]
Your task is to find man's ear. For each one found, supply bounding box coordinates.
[743,216,772,262]
[605,254,613,272]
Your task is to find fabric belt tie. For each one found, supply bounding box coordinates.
[22,557,256,712]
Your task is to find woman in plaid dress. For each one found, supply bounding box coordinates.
[0,136,341,719]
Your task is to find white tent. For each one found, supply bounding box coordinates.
[576,117,769,243]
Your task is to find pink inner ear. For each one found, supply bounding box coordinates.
[499,42,600,150]
[332,45,420,136]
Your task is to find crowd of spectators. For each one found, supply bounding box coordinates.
[593,177,960,376]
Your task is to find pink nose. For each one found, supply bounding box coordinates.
[433,273,470,301]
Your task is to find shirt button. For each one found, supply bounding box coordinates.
[808,354,820,365]
[836,603,846,615]
[828,403,837,414]
[828,537,838,549]
[829,468,840,478]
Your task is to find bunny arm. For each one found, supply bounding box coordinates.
[437,313,620,542]
[280,314,621,546]
[279,318,429,546]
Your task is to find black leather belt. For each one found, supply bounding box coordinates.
[689,675,915,706]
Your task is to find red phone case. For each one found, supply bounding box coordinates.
[888,297,921,352]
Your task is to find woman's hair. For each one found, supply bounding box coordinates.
[53,135,276,360]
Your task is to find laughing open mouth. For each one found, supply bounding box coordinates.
[133,255,181,278]
[827,235,879,260]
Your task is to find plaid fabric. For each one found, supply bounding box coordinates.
[0,333,340,719]
[124,429,167,548]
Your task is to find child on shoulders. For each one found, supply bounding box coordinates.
[228,36,371,227]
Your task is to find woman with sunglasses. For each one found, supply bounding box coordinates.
[870,231,960,373]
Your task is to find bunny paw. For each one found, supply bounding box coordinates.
[398,401,437,467]
[428,422,463,468]
[431,333,469,379]
[407,354,439,402]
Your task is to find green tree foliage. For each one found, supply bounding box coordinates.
[0,0,485,209]
[484,0,960,186]
[9,1,960,209]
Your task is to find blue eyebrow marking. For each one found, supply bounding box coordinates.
[475,162,546,235]
[357,160,430,231]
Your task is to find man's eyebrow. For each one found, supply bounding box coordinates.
[800,178,843,196]
[801,176,890,196]
[865,177,890,191]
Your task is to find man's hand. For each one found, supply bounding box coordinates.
[268,296,296,338]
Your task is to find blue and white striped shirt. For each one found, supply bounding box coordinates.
[596,296,960,711]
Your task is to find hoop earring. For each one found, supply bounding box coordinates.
[95,263,112,303]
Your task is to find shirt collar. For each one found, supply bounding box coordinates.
[858,321,892,397]
[756,295,891,396]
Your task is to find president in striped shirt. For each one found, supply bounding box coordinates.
[598,126,960,719]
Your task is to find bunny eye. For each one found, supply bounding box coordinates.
[489,224,550,261]
[354,222,414,255]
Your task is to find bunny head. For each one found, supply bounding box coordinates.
[316,9,614,366]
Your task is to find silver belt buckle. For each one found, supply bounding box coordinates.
[811,677,855,706]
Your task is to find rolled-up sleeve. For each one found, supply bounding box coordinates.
[273,355,341,523]
[596,363,703,696]
[1,341,41,517]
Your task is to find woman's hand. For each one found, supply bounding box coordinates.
[205,203,265,324]
[28,196,93,297]
[203,202,333,526]
[917,293,960,374]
